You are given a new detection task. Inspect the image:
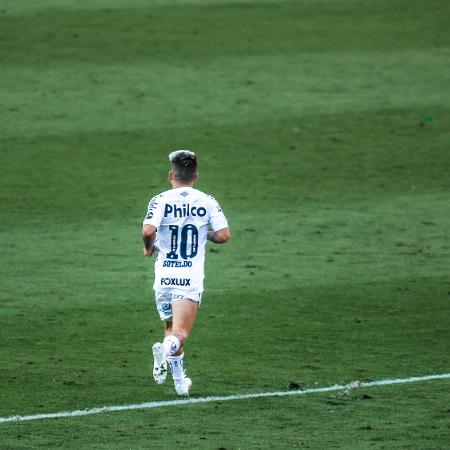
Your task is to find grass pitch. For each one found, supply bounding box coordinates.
[1,0,449,448]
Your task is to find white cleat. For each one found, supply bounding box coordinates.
[174,377,192,397]
[152,342,167,385]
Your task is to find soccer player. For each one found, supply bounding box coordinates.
[142,150,230,396]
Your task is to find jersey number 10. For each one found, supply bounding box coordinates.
[166,224,199,259]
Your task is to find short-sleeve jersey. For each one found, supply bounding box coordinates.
[143,187,228,294]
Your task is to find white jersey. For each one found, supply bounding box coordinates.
[143,187,228,294]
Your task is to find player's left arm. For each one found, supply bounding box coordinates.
[142,224,158,256]
[142,194,164,257]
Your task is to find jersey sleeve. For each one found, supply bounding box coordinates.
[208,195,229,231]
[143,194,165,228]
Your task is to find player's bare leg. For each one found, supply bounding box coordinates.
[164,300,198,355]
[163,299,199,396]
[164,320,172,335]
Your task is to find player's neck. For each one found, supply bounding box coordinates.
[170,181,194,189]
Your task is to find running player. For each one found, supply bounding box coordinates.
[142,150,230,396]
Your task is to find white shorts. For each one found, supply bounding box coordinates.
[154,290,202,322]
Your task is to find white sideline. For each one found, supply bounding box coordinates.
[1,373,449,424]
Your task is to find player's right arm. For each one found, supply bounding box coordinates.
[207,195,230,244]
[207,228,230,244]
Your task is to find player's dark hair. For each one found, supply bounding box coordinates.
[170,151,197,182]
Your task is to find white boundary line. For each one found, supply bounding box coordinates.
[1,373,449,425]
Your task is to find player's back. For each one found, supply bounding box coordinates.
[155,187,210,261]
[144,186,227,293]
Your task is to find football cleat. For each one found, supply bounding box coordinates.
[174,376,192,397]
[152,342,167,385]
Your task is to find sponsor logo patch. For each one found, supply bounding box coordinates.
[160,277,191,287]
[164,203,206,218]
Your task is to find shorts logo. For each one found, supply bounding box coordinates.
[160,278,191,287]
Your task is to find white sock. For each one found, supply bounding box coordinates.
[167,353,185,381]
[163,335,181,357]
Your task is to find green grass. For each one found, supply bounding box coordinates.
[3,383,450,449]
[1,0,449,448]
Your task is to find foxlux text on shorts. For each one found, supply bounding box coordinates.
[160,278,191,286]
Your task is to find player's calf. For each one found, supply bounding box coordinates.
[163,331,186,357]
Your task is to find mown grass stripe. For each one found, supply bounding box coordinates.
[1,373,449,424]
